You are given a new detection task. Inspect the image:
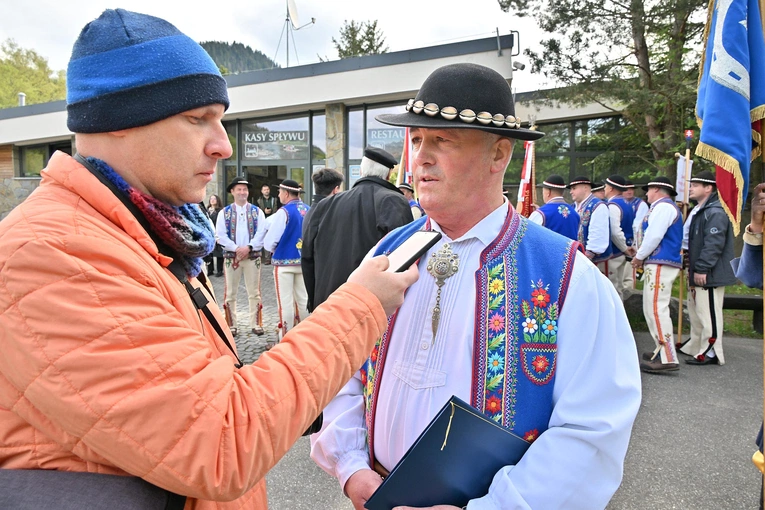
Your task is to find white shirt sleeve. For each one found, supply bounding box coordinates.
[636,202,678,260]
[585,203,610,255]
[309,374,370,489]
[632,201,649,236]
[608,203,629,252]
[528,210,544,225]
[250,208,267,251]
[215,209,238,253]
[468,254,641,509]
[263,208,288,253]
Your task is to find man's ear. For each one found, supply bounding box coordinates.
[490,137,514,174]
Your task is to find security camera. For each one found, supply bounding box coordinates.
[512,61,526,71]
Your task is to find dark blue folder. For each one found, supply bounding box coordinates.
[364,395,531,510]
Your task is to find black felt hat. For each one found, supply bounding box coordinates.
[376,63,544,141]
[567,176,592,189]
[398,182,414,193]
[591,181,605,192]
[364,146,398,169]
[624,179,636,189]
[642,176,677,197]
[227,177,252,193]
[542,175,567,189]
[279,179,304,193]
[605,175,628,191]
[689,170,716,185]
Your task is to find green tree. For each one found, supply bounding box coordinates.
[200,41,279,74]
[498,0,708,175]
[0,39,66,109]
[333,20,389,59]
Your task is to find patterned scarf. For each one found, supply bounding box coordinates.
[88,157,215,278]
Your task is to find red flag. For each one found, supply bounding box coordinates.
[516,141,536,217]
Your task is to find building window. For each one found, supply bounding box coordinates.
[346,102,405,187]
[17,141,72,177]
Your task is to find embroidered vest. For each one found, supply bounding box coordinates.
[577,195,612,262]
[608,196,636,254]
[222,203,260,260]
[642,197,683,267]
[628,197,644,216]
[537,199,579,240]
[361,213,579,465]
[272,200,309,266]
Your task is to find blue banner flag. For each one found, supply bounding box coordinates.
[695,0,765,235]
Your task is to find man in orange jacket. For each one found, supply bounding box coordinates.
[0,9,417,510]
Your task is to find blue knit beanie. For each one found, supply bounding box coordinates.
[66,9,229,133]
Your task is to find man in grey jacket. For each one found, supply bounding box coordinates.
[680,170,736,365]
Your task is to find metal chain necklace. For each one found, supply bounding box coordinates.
[426,243,459,343]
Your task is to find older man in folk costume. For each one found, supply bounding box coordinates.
[310,63,641,510]
[264,179,310,344]
[528,174,579,240]
[631,177,684,374]
[216,177,267,337]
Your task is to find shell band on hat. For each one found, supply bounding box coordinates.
[645,181,675,190]
[568,180,591,187]
[690,177,717,184]
[543,181,567,189]
[405,99,522,129]
[279,184,302,193]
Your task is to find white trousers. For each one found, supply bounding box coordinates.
[682,285,726,364]
[642,264,680,364]
[599,255,629,300]
[223,257,262,330]
[274,265,309,337]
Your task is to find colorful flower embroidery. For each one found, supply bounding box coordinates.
[522,318,537,334]
[557,204,569,218]
[489,278,504,295]
[488,352,505,373]
[486,396,502,415]
[531,355,550,373]
[524,429,540,443]
[542,319,557,336]
[489,313,504,332]
[296,239,303,250]
[530,287,550,308]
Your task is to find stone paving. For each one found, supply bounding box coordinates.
[207,261,282,365]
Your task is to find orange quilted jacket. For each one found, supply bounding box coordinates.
[0,152,386,509]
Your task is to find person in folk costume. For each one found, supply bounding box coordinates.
[591,180,606,200]
[622,180,648,291]
[678,170,736,365]
[398,182,425,220]
[216,177,267,337]
[264,179,310,347]
[568,176,612,265]
[528,174,579,240]
[310,63,641,510]
[600,175,637,300]
[631,177,684,374]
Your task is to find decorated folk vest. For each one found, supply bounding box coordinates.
[577,194,612,263]
[608,196,636,255]
[222,203,260,260]
[641,197,683,267]
[628,197,644,216]
[272,200,309,266]
[361,212,579,465]
[537,198,580,240]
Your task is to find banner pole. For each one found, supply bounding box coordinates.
[677,134,693,348]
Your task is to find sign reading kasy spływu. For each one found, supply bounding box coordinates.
[243,130,309,160]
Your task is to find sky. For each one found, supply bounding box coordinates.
[0,0,551,92]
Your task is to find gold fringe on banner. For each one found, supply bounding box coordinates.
[696,141,745,235]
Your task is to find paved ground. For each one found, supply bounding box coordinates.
[211,270,764,509]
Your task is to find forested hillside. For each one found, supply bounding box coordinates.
[200,41,279,74]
